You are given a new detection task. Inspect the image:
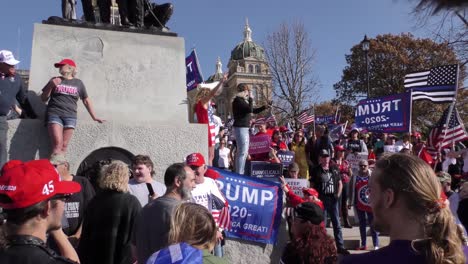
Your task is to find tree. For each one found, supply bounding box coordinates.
[333,33,466,131]
[412,2,468,67]
[264,21,319,122]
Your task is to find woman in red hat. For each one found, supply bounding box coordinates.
[41,59,104,155]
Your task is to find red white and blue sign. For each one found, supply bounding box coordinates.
[356,180,372,212]
[355,93,411,133]
[212,168,283,244]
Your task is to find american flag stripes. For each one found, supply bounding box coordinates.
[428,105,468,150]
[211,194,231,230]
[297,112,314,125]
[253,114,276,126]
[404,64,458,103]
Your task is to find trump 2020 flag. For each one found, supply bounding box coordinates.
[404,64,458,103]
[186,50,203,91]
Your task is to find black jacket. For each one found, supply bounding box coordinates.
[232,96,267,127]
[309,164,341,197]
[0,235,77,264]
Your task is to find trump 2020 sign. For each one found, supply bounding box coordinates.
[355,93,411,133]
[212,168,283,244]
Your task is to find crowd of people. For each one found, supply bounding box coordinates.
[1,49,468,263]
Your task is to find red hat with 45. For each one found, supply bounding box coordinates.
[0,159,81,209]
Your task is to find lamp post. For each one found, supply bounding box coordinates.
[361,35,370,98]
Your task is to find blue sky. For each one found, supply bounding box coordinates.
[1,0,426,101]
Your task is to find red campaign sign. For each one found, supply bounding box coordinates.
[248,134,271,155]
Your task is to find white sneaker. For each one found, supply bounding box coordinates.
[374,246,379,250]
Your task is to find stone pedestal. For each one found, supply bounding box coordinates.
[7,23,207,175]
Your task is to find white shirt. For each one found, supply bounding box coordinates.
[191,177,223,211]
[128,178,167,207]
[218,147,230,168]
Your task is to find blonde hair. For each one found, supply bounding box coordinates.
[98,160,129,192]
[193,88,211,112]
[168,203,217,250]
[375,153,465,264]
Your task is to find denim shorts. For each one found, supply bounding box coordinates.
[47,115,77,129]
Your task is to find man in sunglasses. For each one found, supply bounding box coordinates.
[348,159,379,250]
[0,159,81,263]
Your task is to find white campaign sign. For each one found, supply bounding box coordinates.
[284,178,309,196]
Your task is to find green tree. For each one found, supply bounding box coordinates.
[333,33,465,131]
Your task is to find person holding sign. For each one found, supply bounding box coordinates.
[250,122,281,164]
[186,153,229,257]
[348,159,379,250]
[232,83,271,175]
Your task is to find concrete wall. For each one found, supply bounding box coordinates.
[29,24,188,123]
[5,23,286,263]
[6,119,208,178]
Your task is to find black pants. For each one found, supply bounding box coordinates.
[117,0,144,26]
[0,117,8,168]
[82,0,95,22]
[97,0,111,23]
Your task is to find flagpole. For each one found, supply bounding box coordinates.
[409,90,413,133]
[193,49,205,83]
[334,105,339,124]
[313,104,316,138]
[437,64,459,153]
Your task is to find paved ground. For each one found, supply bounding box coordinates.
[325,210,390,254]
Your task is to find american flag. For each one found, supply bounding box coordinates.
[253,114,276,126]
[297,112,314,125]
[207,102,216,145]
[211,194,231,230]
[404,64,458,103]
[428,105,468,150]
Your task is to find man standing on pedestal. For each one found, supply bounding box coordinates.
[0,50,36,168]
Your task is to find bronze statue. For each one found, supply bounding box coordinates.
[62,0,77,20]
[144,2,173,29]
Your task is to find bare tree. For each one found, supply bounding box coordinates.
[412,2,468,67]
[264,21,319,121]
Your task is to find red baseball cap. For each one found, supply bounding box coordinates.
[334,145,345,152]
[54,58,76,68]
[302,188,319,198]
[186,153,206,167]
[0,159,81,209]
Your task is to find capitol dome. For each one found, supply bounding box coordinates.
[230,20,266,61]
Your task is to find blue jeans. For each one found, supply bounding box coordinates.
[47,115,77,129]
[321,195,344,249]
[356,208,379,247]
[234,127,250,175]
[213,241,223,257]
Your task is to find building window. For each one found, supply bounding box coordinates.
[248,65,254,73]
[255,65,260,73]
